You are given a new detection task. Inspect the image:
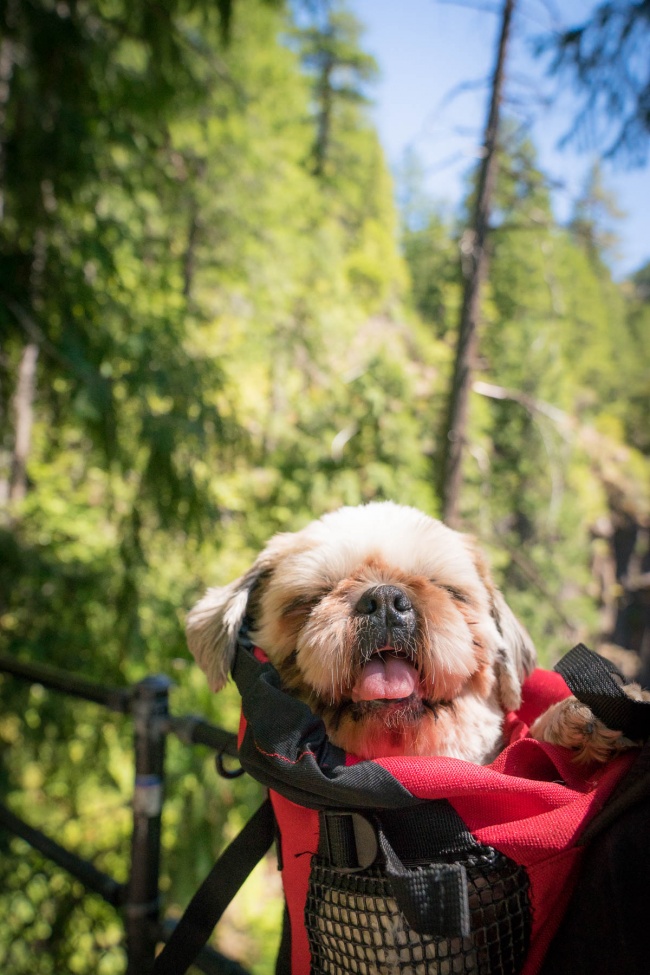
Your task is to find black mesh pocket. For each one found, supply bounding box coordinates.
[305,848,531,975]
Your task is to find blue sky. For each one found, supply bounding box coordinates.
[349,0,650,278]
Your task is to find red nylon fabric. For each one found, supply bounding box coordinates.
[269,667,636,975]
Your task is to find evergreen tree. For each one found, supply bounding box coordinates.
[543,0,650,164]
[397,150,461,340]
[292,0,378,178]
[569,162,624,266]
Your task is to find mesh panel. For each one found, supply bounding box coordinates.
[305,848,531,975]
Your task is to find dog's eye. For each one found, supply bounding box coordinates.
[438,584,471,604]
[281,592,327,618]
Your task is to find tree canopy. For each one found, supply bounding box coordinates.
[0,1,649,972]
[543,0,650,164]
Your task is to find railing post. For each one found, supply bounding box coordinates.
[124,675,172,975]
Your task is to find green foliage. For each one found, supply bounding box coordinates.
[291,1,379,178]
[397,124,649,664]
[0,1,649,973]
[541,0,650,165]
[0,1,417,970]
[397,151,461,339]
[617,262,650,454]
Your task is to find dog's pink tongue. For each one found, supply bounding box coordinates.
[351,656,419,702]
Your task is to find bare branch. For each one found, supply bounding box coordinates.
[473,379,572,431]
[437,0,501,14]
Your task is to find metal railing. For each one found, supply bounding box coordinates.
[0,653,248,975]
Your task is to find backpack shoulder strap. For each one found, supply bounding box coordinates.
[539,741,650,975]
[554,645,650,844]
[153,796,276,975]
[555,644,650,741]
[578,739,650,846]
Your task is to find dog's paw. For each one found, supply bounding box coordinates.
[529,695,637,763]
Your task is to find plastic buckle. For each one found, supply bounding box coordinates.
[321,811,379,872]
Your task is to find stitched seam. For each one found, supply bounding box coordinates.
[254,741,319,765]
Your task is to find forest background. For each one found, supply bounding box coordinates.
[0,0,649,972]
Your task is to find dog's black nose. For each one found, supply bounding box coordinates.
[355,585,413,623]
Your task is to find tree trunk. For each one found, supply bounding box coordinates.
[313,56,333,177]
[182,159,206,300]
[0,35,16,222]
[438,0,516,526]
[183,208,200,299]
[9,342,39,502]
[609,514,650,685]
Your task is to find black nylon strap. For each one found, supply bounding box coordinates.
[319,801,483,867]
[152,798,275,975]
[318,802,478,938]
[379,800,483,860]
[555,644,650,741]
[539,740,650,975]
[275,904,292,975]
[378,829,470,938]
[319,811,378,870]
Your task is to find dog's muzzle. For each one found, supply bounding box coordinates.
[354,585,417,659]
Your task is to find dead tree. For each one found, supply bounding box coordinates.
[438,0,516,526]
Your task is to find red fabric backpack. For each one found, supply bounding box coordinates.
[155,643,650,975]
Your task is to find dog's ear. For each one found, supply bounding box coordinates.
[186,552,275,691]
[186,531,298,691]
[489,588,537,712]
[469,544,536,711]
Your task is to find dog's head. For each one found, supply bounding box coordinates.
[187,502,535,761]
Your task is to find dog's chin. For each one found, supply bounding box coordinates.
[315,662,507,763]
[321,693,455,760]
[348,695,427,723]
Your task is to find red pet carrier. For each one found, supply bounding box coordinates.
[154,643,650,975]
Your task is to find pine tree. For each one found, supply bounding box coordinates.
[543,0,650,164]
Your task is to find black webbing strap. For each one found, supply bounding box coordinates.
[378,830,470,938]
[152,797,276,975]
[317,801,479,937]
[555,644,650,741]
[319,812,379,870]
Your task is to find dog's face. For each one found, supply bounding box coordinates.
[187,502,536,763]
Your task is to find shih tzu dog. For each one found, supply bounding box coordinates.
[186,502,639,765]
